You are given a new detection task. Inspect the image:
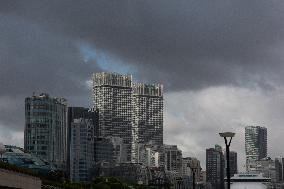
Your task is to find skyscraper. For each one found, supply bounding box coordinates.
[206,145,224,189]
[245,126,267,172]
[92,72,133,161]
[70,118,95,182]
[132,83,163,162]
[67,107,99,178]
[24,93,67,170]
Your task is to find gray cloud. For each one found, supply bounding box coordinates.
[0,14,100,132]
[1,1,284,168]
[164,87,284,170]
[2,0,284,90]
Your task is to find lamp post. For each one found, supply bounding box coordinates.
[219,132,235,189]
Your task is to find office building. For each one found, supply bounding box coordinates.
[245,126,267,172]
[275,157,284,182]
[164,145,183,174]
[67,107,98,177]
[254,157,276,182]
[206,145,225,189]
[224,151,238,177]
[24,93,67,170]
[70,118,95,182]
[132,83,163,162]
[94,136,127,164]
[92,72,133,161]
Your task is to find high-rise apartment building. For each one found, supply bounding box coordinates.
[70,118,95,182]
[132,83,163,162]
[132,83,163,145]
[92,72,164,162]
[245,126,267,172]
[92,72,133,161]
[206,145,224,189]
[24,93,67,170]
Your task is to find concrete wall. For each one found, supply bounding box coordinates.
[0,168,41,189]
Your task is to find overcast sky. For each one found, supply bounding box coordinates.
[1,0,284,170]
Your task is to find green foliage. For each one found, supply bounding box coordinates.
[92,177,129,189]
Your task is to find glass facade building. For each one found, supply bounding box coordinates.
[94,136,127,164]
[70,118,95,182]
[245,126,267,172]
[24,93,67,170]
[2,145,56,175]
[224,151,238,177]
[67,107,99,178]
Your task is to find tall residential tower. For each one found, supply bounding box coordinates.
[132,83,163,162]
[92,72,133,161]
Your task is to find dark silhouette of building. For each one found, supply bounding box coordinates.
[225,151,238,177]
[67,107,99,178]
[206,145,224,189]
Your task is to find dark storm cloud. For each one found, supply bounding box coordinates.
[1,0,284,165]
[2,0,284,90]
[0,14,100,131]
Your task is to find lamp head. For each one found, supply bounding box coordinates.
[219,132,235,138]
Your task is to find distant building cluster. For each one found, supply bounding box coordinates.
[0,72,283,189]
[19,72,205,188]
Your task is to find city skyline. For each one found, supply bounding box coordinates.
[1,0,284,172]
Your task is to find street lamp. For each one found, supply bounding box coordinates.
[219,132,235,189]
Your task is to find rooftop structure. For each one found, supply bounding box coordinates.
[229,173,270,189]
